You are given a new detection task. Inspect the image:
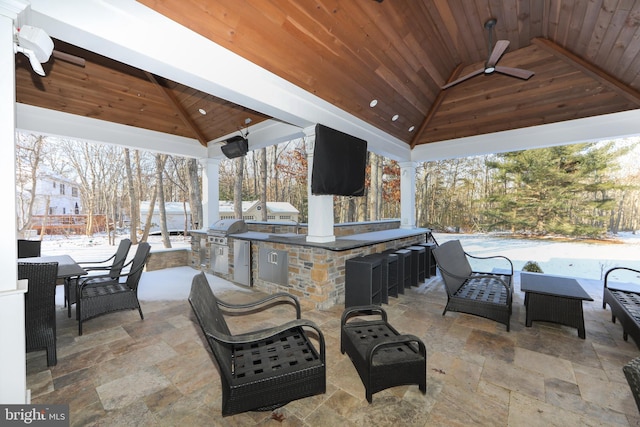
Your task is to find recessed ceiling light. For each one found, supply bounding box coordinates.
[370,99,378,107]
[198,108,207,115]
[408,126,415,132]
[392,114,399,121]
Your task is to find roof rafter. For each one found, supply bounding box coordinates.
[145,72,210,147]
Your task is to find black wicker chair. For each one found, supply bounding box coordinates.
[17,239,41,258]
[66,238,131,317]
[189,272,326,416]
[432,240,513,331]
[76,242,150,335]
[624,357,640,412]
[18,262,59,366]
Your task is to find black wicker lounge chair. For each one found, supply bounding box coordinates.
[432,240,513,331]
[66,239,131,317]
[18,261,59,366]
[76,242,150,335]
[189,272,326,416]
[603,266,640,348]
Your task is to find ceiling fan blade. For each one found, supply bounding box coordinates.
[441,68,484,89]
[486,40,510,68]
[494,66,534,80]
[52,50,86,67]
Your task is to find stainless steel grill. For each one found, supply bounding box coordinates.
[208,219,248,244]
[207,219,248,275]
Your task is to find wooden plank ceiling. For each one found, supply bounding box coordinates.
[15,0,640,151]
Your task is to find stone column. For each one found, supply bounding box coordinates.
[200,157,220,228]
[399,161,417,229]
[305,126,335,243]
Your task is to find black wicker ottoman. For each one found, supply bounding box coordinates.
[340,305,426,403]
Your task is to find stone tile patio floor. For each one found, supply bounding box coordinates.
[26,272,640,426]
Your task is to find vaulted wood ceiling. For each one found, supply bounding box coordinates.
[15,0,640,151]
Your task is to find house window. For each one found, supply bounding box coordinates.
[63,207,66,214]
[243,216,254,220]
[52,181,56,188]
[72,187,78,197]
[49,207,54,215]
[281,215,291,220]
[267,215,276,220]
[60,183,65,195]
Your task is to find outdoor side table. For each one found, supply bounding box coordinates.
[520,272,594,339]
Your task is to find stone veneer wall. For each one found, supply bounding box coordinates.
[146,248,189,271]
[250,234,425,310]
[244,219,401,237]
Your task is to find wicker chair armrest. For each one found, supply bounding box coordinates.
[366,334,426,366]
[77,260,144,290]
[341,305,387,327]
[206,318,326,362]
[78,253,116,266]
[605,267,640,289]
[216,292,301,319]
[465,252,514,275]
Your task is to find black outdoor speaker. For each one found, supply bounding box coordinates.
[221,136,248,159]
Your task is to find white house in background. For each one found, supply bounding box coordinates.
[19,172,82,216]
[219,200,299,223]
[139,201,191,234]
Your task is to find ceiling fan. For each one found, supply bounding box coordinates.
[14,25,85,76]
[441,18,534,90]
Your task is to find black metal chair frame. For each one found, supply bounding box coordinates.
[19,261,59,366]
[66,238,132,317]
[76,242,150,335]
[188,272,326,416]
[432,240,513,331]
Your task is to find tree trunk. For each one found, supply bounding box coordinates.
[187,158,202,229]
[155,154,171,248]
[141,185,157,242]
[124,148,139,244]
[260,147,267,221]
[234,156,244,219]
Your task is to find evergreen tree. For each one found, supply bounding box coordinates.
[485,143,630,237]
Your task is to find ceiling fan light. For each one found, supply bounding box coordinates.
[485,67,495,74]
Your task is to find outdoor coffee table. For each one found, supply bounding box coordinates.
[520,272,594,339]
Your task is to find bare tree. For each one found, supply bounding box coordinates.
[234,156,244,219]
[155,154,171,248]
[259,147,267,221]
[15,134,46,237]
[124,148,139,244]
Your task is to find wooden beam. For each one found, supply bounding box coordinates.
[532,37,640,107]
[410,64,464,149]
[144,72,209,147]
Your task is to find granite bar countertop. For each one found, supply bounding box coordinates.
[229,228,430,251]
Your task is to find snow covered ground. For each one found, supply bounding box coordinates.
[31,230,640,303]
[432,231,640,281]
[36,233,248,304]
